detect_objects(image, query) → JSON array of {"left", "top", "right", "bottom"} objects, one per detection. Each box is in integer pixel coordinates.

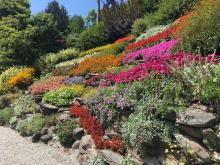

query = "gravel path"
[{"left": 0, "top": 126, "right": 79, "bottom": 165}]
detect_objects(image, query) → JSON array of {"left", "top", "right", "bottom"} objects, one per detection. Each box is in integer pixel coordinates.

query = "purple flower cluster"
[{"left": 63, "top": 76, "right": 84, "bottom": 85}]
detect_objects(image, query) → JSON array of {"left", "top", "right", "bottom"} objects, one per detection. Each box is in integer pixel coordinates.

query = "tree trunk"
[{"left": 97, "top": 0, "right": 101, "bottom": 22}]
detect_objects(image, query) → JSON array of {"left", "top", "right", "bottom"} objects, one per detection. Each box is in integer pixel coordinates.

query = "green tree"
[
  {"left": 69, "top": 15, "right": 84, "bottom": 34},
  {"left": 28, "top": 12, "right": 62, "bottom": 56},
  {"left": 85, "top": 10, "right": 97, "bottom": 27},
  {"left": 0, "top": 0, "right": 30, "bottom": 19},
  {"left": 45, "top": 0, "right": 69, "bottom": 33}
]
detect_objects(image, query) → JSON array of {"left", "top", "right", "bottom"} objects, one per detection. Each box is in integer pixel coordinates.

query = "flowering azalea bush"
[
  {"left": 28, "top": 76, "right": 67, "bottom": 95},
  {"left": 7, "top": 68, "right": 35, "bottom": 88},
  {"left": 69, "top": 105, "right": 123, "bottom": 152},
  {"left": 71, "top": 55, "right": 123, "bottom": 76},
  {"left": 0, "top": 67, "right": 22, "bottom": 93}
]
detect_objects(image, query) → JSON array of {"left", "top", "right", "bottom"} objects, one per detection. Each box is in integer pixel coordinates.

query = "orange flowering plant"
[
  {"left": 7, "top": 68, "right": 35, "bottom": 88},
  {"left": 70, "top": 54, "right": 124, "bottom": 76}
]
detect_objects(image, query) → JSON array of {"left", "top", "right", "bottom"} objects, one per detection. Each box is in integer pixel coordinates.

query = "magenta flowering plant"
[
  {"left": 108, "top": 50, "right": 220, "bottom": 83},
  {"left": 123, "top": 40, "right": 178, "bottom": 64}
]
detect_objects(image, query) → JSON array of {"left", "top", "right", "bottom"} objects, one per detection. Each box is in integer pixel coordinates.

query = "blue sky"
[{"left": 30, "top": 0, "right": 97, "bottom": 17}]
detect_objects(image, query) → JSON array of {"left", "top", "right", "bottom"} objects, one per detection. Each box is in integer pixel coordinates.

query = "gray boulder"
[
  {"left": 40, "top": 133, "right": 53, "bottom": 143},
  {"left": 100, "top": 150, "right": 124, "bottom": 165},
  {"left": 175, "top": 133, "right": 211, "bottom": 164},
  {"left": 176, "top": 124, "right": 203, "bottom": 139},
  {"left": 79, "top": 135, "right": 94, "bottom": 154},
  {"left": 39, "top": 103, "right": 58, "bottom": 115},
  {"left": 176, "top": 108, "right": 218, "bottom": 128}
]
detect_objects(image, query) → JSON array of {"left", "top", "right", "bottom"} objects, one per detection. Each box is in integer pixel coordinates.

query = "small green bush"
[
  {"left": 131, "top": 18, "right": 148, "bottom": 36},
  {"left": 76, "top": 23, "right": 107, "bottom": 51},
  {"left": 16, "top": 113, "right": 46, "bottom": 136},
  {"left": 120, "top": 154, "right": 136, "bottom": 165},
  {"left": 42, "top": 85, "right": 84, "bottom": 107},
  {"left": 38, "top": 48, "right": 79, "bottom": 73},
  {"left": 87, "top": 155, "right": 107, "bottom": 165},
  {"left": 0, "top": 107, "right": 15, "bottom": 126},
  {"left": 0, "top": 67, "right": 21, "bottom": 94},
  {"left": 13, "top": 95, "right": 35, "bottom": 117},
  {"left": 56, "top": 120, "right": 76, "bottom": 147}
]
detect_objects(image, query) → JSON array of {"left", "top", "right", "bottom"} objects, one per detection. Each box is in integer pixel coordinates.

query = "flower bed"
[
  {"left": 28, "top": 76, "right": 67, "bottom": 94},
  {"left": 108, "top": 52, "right": 219, "bottom": 83},
  {"left": 69, "top": 105, "right": 123, "bottom": 152}
]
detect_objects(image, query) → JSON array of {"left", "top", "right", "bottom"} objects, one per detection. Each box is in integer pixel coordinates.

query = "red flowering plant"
[
  {"left": 113, "top": 35, "right": 135, "bottom": 44},
  {"left": 69, "top": 105, "right": 124, "bottom": 152},
  {"left": 28, "top": 76, "right": 67, "bottom": 95}
]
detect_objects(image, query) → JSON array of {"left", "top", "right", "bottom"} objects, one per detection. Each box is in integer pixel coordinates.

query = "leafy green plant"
[
  {"left": 13, "top": 95, "right": 35, "bottom": 117},
  {"left": 16, "top": 113, "right": 46, "bottom": 136},
  {"left": 42, "top": 85, "right": 84, "bottom": 107},
  {"left": 122, "top": 112, "right": 172, "bottom": 154},
  {"left": 0, "top": 107, "right": 15, "bottom": 126},
  {"left": 56, "top": 120, "right": 76, "bottom": 147},
  {"left": 174, "top": 63, "right": 220, "bottom": 111},
  {"left": 120, "top": 154, "right": 136, "bottom": 165},
  {"left": 131, "top": 18, "right": 149, "bottom": 36},
  {"left": 87, "top": 155, "right": 107, "bottom": 165}
]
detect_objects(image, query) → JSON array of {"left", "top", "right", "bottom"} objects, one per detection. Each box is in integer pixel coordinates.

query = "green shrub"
[
  {"left": 0, "top": 107, "right": 15, "bottom": 126},
  {"left": 76, "top": 23, "right": 107, "bottom": 51},
  {"left": 120, "top": 154, "right": 136, "bottom": 165},
  {"left": 38, "top": 48, "right": 79, "bottom": 73},
  {"left": 122, "top": 112, "right": 172, "bottom": 154},
  {"left": 13, "top": 95, "right": 35, "bottom": 117},
  {"left": 56, "top": 120, "right": 76, "bottom": 147},
  {"left": 0, "top": 92, "right": 21, "bottom": 109},
  {"left": 16, "top": 113, "right": 46, "bottom": 136},
  {"left": 45, "top": 113, "right": 61, "bottom": 127},
  {"left": 175, "top": 63, "right": 220, "bottom": 110},
  {"left": 87, "top": 155, "right": 107, "bottom": 165},
  {"left": 0, "top": 67, "right": 22, "bottom": 94},
  {"left": 177, "top": 0, "right": 220, "bottom": 55},
  {"left": 131, "top": 18, "right": 149, "bottom": 36},
  {"left": 42, "top": 85, "right": 84, "bottom": 107}
]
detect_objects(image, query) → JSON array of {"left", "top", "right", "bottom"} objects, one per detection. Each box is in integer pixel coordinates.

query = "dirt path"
[{"left": 0, "top": 126, "right": 79, "bottom": 165}]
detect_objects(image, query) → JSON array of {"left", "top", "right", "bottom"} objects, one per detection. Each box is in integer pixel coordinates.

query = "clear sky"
[{"left": 29, "top": 0, "right": 97, "bottom": 17}]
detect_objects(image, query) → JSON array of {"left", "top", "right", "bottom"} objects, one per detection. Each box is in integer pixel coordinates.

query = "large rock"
[
  {"left": 72, "top": 140, "right": 80, "bottom": 150},
  {"left": 40, "top": 133, "right": 53, "bottom": 143},
  {"left": 32, "top": 133, "right": 41, "bottom": 143},
  {"left": 175, "top": 133, "right": 211, "bottom": 163},
  {"left": 73, "top": 128, "right": 85, "bottom": 141},
  {"left": 79, "top": 135, "right": 94, "bottom": 154},
  {"left": 100, "top": 150, "right": 124, "bottom": 165},
  {"left": 176, "top": 124, "right": 203, "bottom": 139},
  {"left": 176, "top": 105, "right": 218, "bottom": 128},
  {"left": 39, "top": 103, "right": 58, "bottom": 115},
  {"left": 213, "top": 152, "right": 220, "bottom": 163},
  {"left": 33, "top": 95, "right": 43, "bottom": 104}
]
